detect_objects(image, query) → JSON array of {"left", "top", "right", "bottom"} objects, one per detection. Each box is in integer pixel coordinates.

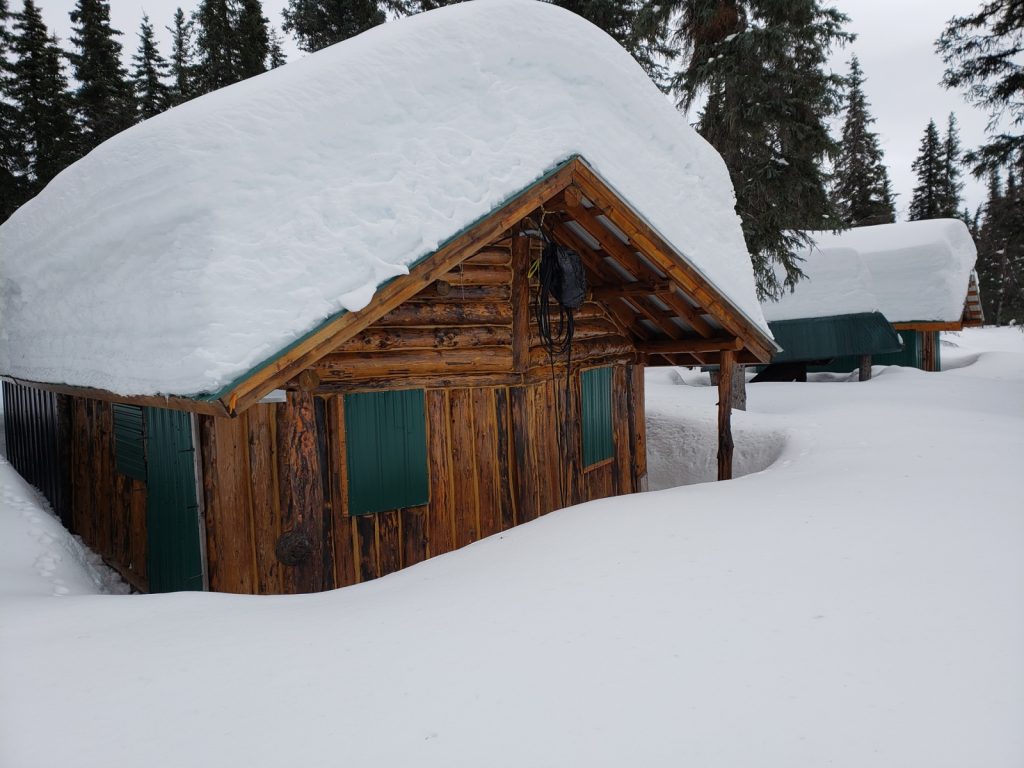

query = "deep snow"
[
  {"left": 1, "top": 327, "right": 1022, "bottom": 767},
  {"left": 0, "top": 0, "right": 766, "bottom": 397}
]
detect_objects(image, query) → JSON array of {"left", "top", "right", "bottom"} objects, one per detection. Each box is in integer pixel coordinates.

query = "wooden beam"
[
  {"left": 590, "top": 280, "right": 671, "bottom": 298},
  {"left": 717, "top": 350, "right": 735, "bottom": 482},
  {"left": 0, "top": 376, "right": 229, "bottom": 417},
  {"left": 892, "top": 321, "right": 962, "bottom": 332},
  {"left": 568, "top": 159, "right": 776, "bottom": 364},
  {"left": 511, "top": 224, "right": 531, "bottom": 372},
  {"left": 639, "top": 337, "right": 743, "bottom": 355},
  {"left": 221, "top": 161, "right": 579, "bottom": 415},
  {"left": 859, "top": 355, "right": 872, "bottom": 382}
]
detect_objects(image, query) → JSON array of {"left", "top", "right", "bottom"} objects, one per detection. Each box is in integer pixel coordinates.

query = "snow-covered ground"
[{"left": 1, "top": 327, "right": 1022, "bottom": 767}]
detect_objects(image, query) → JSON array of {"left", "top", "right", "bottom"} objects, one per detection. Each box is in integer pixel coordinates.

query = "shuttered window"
[
  {"left": 344, "top": 389, "right": 428, "bottom": 515},
  {"left": 581, "top": 366, "right": 614, "bottom": 467},
  {"left": 112, "top": 403, "right": 147, "bottom": 482}
]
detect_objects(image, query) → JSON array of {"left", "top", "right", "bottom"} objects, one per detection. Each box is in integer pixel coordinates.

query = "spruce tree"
[
  {"left": 908, "top": 120, "right": 945, "bottom": 221},
  {"left": 235, "top": 0, "right": 270, "bottom": 80},
  {"left": 131, "top": 15, "right": 171, "bottom": 120},
  {"left": 167, "top": 8, "right": 196, "bottom": 105},
  {"left": 68, "top": 0, "right": 136, "bottom": 150},
  {"left": 663, "top": 0, "right": 852, "bottom": 298},
  {"left": 193, "top": 0, "right": 236, "bottom": 94},
  {"left": 282, "top": 0, "right": 387, "bottom": 53},
  {"left": 976, "top": 168, "right": 1024, "bottom": 324},
  {"left": 938, "top": 1, "right": 1024, "bottom": 174},
  {"left": 938, "top": 112, "right": 963, "bottom": 216},
  {"left": 9, "top": 0, "right": 80, "bottom": 192},
  {"left": 268, "top": 26, "right": 287, "bottom": 69},
  {"left": 831, "top": 55, "right": 895, "bottom": 227},
  {"left": 0, "top": 0, "right": 27, "bottom": 220}
]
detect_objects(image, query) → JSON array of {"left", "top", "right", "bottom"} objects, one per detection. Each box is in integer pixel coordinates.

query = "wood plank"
[
  {"left": 627, "top": 363, "right": 647, "bottom": 485},
  {"left": 355, "top": 513, "right": 378, "bottom": 583},
  {"left": 493, "top": 387, "right": 516, "bottom": 531},
  {"left": 448, "top": 388, "right": 480, "bottom": 547},
  {"left": 892, "top": 321, "right": 962, "bottom": 332},
  {"left": 511, "top": 225, "right": 531, "bottom": 372},
  {"left": 225, "top": 161, "right": 578, "bottom": 414},
  {"left": 718, "top": 350, "right": 735, "bottom": 482},
  {"left": 639, "top": 337, "right": 743, "bottom": 355},
  {"left": 401, "top": 504, "right": 428, "bottom": 568},
  {"left": 328, "top": 396, "right": 358, "bottom": 588},
  {"left": 509, "top": 386, "right": 538, "bottom": 524},
  {"left": 377, "top": 509, "right": 402, "bottom": 577},
  {"left": 425, "top": 389, "right": 456, "bottom": 557},
  {"left": 590, "top": 280, "right": 671, "bottom": 298},
  {"left": 612, "top": 365, "right": 631, "bottom": 496},
  {"left": 472, "top": 388, "right": 502, "bottom": 538},
  {"left": 0, "top": 376, "right": 228, "bottom": 417},
  {"left": 247, "top": 404, "right": 283, "bottom": 594}
]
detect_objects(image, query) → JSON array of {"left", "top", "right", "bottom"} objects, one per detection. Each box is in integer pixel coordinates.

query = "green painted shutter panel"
[
  {"left": 144, "top": 407, "right": 204, "bottom": 593},
  {"left": 582, "top": 367, "right": 614, "bottom": 466},
  {"left": 344, "top": 389, "right": 428, "bottom": 516},
  {"left": 112, "top": 403, "right": 147, "bottom": 481}
]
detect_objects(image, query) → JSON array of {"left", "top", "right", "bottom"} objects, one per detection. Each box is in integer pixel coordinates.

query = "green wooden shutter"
[
  {"left": 582, "top": 367, "right": 614, "bottom": 466},
  {"left": 112, "top": 403, "right": 147, "bottom": 481},
  {"left": 344, "top": 389, "right": 428, "bottom": 515}
]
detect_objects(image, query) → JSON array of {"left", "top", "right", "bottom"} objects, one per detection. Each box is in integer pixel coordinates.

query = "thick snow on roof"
[
  {"left": 810, "top": 219, "right": 977, "bottom": 324},
  {"left": 761, "top": 245, "right": 879, "bottom": 322},
  {"left": 0, "top": 0, "right": 766, "bottom": 397}
]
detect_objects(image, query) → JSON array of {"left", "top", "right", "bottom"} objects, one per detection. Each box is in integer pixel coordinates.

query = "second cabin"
[{"left": 0, "top": 2, "right": 777, "bottom": 595}]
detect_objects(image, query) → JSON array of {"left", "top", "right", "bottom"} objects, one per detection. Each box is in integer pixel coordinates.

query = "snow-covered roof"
[
  {"left": 761, "top": 245, "right": 880, "bottom": 322},
  {"left": 0, "top": 0, "right": 767, "bottom": 398},
  {"left": 809, "top": 219, "right": 977, "bottom": 325}
]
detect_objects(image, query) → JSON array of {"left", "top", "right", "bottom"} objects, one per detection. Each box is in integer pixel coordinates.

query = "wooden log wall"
[{"left": 67, "top": 396, "right": 148, "bottom": 590}]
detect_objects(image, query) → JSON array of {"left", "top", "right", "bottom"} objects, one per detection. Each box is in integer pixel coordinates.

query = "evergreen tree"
[
  {"left": 131, "top": 15, "right": 171, "bottom": 120},
  {"left": 938, "top": 112, "right": 963, "bottom": 216},
  {"left": 938, "top": 1, "right": 1024, "bottom": 174},
  {"left": 235, "top": 0, "right": 270, "bottom": 80},
  {"left": 268, "top": 26, "right": 287, "bottom": 69},
  {"left": 831, "top": 55, "right": 895, "bottom": 227},
  {"left": 68, "top": 0, "right": 136, "bottom": 150},
  {"left": 9, "top": 0, "right": 80, "bottom": 192},
  {"left": 908, "top": 119, "right": 945, "bottom": 221},
  {"left": 975, "top": 168, "right": 1024, "bottom": 324},
  {"left": 193, "top": 0, "right": 236, "bottom": 93},
  {"left": 167, "top": 8, "right": 196, "bottom": 105},
  {"left": 659, "top": 0, "right": 852, "bottom": 298},
  {"left": 282, "top": 0, "right": 387, "bottom": 53},
  {"left": 0, "top": 0, "right": 28, "bottom": 220}
]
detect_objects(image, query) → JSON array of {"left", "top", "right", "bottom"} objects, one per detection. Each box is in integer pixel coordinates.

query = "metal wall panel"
[
  {"left": 2, "top": 381, "right": 69, "bottom": 522},
  {"left": 581, "top": 366, "right": 613, "bottom": 466}
]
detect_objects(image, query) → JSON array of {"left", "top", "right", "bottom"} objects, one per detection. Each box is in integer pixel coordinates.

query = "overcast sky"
[{"left": 36, "top": 0, "right": 989, "bottom": 217}]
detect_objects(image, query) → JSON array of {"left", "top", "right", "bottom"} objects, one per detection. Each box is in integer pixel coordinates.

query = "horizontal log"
[
  {"left": 1, "top": 376, "right": 228, "bottom": 417},
  {"left": 529, "top": 336, "right": 635, "bottom": 367},
  {"left": 464, "top": 247, "right": 511, "bottom": 266},
  {"left": 375, "top": 301, "right": 513, "bottom": 326},
  {"left": 315, "top": 372, "right": 524, "bottom": 392},
  {"left": 410, "top": 283, "right": 512, "bottom": 302},
  {"left": 334, "top": 325, "right": 512, "bottom": 353},
  {"left": 523, "top": 354, "right": 637, "bottom": 383},
  {"left": 439, "top": 264, "right": 512, "bottom": 286},
  {"left": 638, "top": 336, "right": 743, "bottom": 354},
  {"left": 892, "top": 321, "right": 962, "bottom": 332},
  {"left": 316, "top": 348, "right": 513, "bottom": 382}
]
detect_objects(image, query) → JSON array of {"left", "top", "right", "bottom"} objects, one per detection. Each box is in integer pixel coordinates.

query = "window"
[
  {"left": 581, "top": 367, "right": 614, "bottom": 466},
  {"left": 344, "top": 389, "right": 429, "bottom": 515},
  {"left": 112, "top": 403, "right": 146, "bottom": 482}
]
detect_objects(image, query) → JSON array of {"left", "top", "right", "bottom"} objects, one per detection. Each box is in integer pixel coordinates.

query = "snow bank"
[
  {"left": 762, "top": 245, "right": 879, "bottom": 322},
  {"left": 810, "top": 219, "right": 976, "bottom": 324},
  {"left": 0, "top": 0, "right": 765, "bottom": 397}
]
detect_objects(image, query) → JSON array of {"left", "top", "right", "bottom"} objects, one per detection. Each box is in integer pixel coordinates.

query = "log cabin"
[{"left": 0, "top": 0, "right": 776, "bottom": 593}]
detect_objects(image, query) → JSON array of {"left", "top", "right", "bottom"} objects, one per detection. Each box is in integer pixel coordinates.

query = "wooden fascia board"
[
  {"left": 216, "top": 159, "right": 579, "bottom": 415},
  {"left": 0, "top": 376, "right": 230, "bottom": 417},
  {"left": 892, "top": 321, "right": 963, "bottom": 332},
  {"left": 566, "top": 158, "right": 778, "bottom": 364}
]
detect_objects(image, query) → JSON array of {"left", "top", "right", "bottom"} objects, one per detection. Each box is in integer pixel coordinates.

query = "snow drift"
[{"left": 0, "top": 0, "right": 765, "bottom": 397}]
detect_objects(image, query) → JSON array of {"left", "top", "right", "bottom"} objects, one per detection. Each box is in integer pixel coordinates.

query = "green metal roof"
[{"left": 769, "top": 312, "right": 903, "bottom": 364}]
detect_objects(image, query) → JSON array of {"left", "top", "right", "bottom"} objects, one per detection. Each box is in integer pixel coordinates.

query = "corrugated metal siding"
[
  {"left": 112, "top": 404, "right": 147, "bottom": 481},
  {"left": 2, "top": 381, "right": 70, "bottom": 523},
  {"left": 581, "top": 366, "right": 613, "bottom": 466},
  {"left": 769, "top": 312, "right": 902, "bottom": 363},
  {"left": 344, "top": 389, "right": 429, "bottom": 516},
  {"left": 144, "top": 407, "right": 203, "bottom": 592},
  {"left": 814, "top": 330, "right": 924, "bottom": 373}
]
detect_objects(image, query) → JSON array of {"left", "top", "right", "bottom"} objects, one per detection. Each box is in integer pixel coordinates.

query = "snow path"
[{"left": 1, "top": 328, "right": 1022, "bottom": 767}]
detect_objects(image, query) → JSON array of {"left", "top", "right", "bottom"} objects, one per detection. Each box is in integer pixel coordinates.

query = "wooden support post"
[
  {"left": 730, "top": 362, "right": 746, "bottom": 411},
  {"left": 511, "top": 224, "right": 531, "bottom": 373},
  {"left": 859, "top": 355, "right": 872, "bottom": 382},
  {"left": 921, "top": 331, "right": 939, "bottom": 372},
  {"left": 717, "top": 350, "right": 735, "bottom": 481}
]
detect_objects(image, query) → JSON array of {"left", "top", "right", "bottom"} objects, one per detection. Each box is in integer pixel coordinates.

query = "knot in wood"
[{"left": 275, "top": 530, "right": 312, "bottom": 566}]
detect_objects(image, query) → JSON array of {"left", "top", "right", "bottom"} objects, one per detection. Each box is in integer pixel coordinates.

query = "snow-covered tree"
[
  {"left": 131, "top": 15, "right": 172, "bottom": 120},
  {"left": 938, "top": 1, "right": 1024, "bottom": 174},
  {"left": 831, "top": 55, "right": 895, "bottom": 227},
  {"left": 656, "top": 0, "right": 851, "bottom": 298},
  {"left": 908, "top": 119, "right": 945, "bottom": 221},
  {"left": 8, "top": 0, "right": 80, "bottom": 192},
  {"left": 68, "top": 0, "right": 136, "bottom": 150}
]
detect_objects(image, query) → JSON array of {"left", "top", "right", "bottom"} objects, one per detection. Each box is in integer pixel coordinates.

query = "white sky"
[{"left": 35, "top": 0, "right": 989, "bottom": 216}]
